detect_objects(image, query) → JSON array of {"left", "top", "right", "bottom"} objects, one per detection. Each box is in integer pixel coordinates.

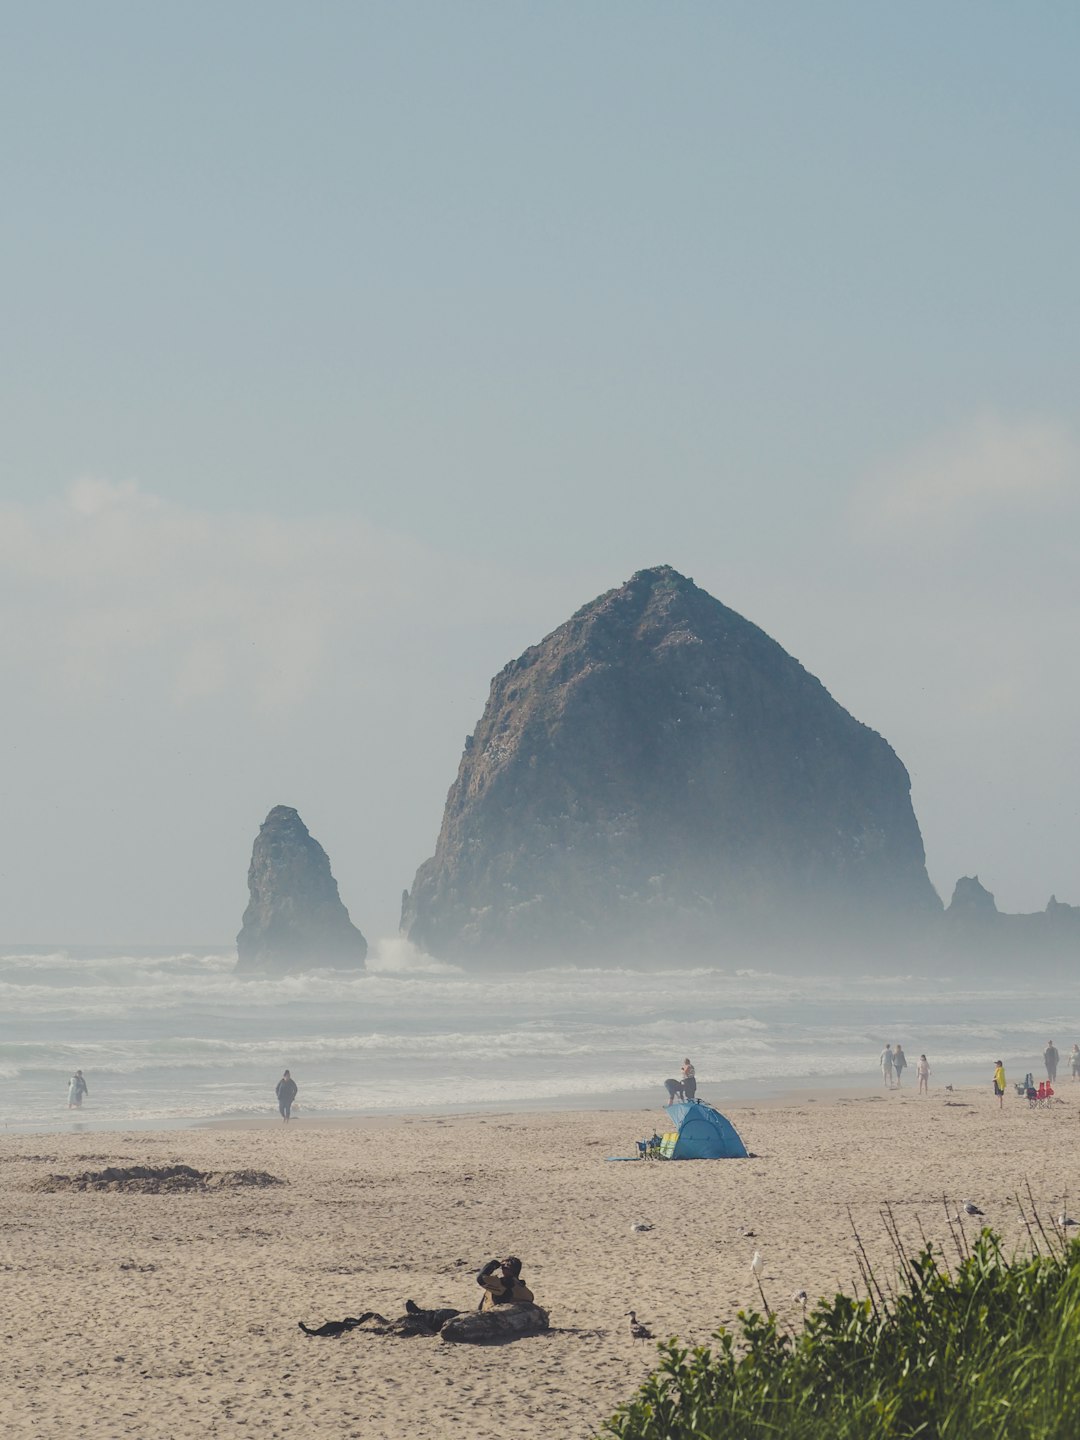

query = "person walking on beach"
[
  {"left": 916, "top": 1054, "right": 930, "bottom": 1095},
  {"left": 67, "top": 1070, "right": 88, "bottom": 1109},
  {"left": 680, "top": 1058, "right": 697, "bottom": 1102},
  {"left": 993, "top": 1060, "right": 1007, "bottom": 1110},
  {"left": 1070, "top": 1044, "right": 1080, "bottom": 1081},
  {"left": 880, "top": 1044, "right": 894, "bottom": 1088},
  {"left": 892, "top": 1044, "right": 907, "bottom": 1088},
  {"left": 276, "top": 1069, "right": 298, "bottom": 1122},
  {"left": 1044, "top": 1041, "right": 1059, "bottom": 1084}
]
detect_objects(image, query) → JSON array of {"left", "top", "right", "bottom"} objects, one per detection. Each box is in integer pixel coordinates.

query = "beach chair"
[{"left": 636, "top": 1140, "right": 649, "bottom": 1160}]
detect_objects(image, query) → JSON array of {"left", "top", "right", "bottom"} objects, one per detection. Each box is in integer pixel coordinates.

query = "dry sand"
[{"left": 3, "top": 1084, "right": 1079, "bottom": 1439}]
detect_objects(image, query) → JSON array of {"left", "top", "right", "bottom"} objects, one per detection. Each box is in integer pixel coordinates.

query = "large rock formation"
[
  {"left": 401, "top": 565, "right": 941, "bottom": 965},
  {"left": 236, "top": 806, "right": 367, "bottom": 974}
]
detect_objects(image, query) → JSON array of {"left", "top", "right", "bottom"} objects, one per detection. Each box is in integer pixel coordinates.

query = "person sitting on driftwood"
[
  {"left": 299, "top": 1255, "right": 548, "bottom": 1344},
  {"left": 476, "top": 1256, "right": 534, "bottom": 1309}
]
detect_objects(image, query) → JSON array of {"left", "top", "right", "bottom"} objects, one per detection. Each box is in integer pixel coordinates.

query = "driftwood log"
[{"left": 440, "top": 1302, "right": 550, "bottom": 1345}]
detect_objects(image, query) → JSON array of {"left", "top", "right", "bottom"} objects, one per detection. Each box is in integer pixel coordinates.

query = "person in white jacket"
[
  {"left": 67, "top": 1070, "right": 88, "bottom": 1109},
  {"left": 879, "top": 1045, "right": 894, "bottom": 1088}
]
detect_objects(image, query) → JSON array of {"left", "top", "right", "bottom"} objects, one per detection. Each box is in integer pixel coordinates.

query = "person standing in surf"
[
  {"left": 879, "top": 1044, "right": 894, "bottom": 1089},
  {"left": 67, "top": 1070, "right": 88, "bottom": 1109},
  {"left": 276, "top": 1069, "right": 298, "bottom": 1122}
]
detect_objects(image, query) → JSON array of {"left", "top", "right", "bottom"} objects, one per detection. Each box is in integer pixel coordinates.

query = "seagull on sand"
[
  {"left": 1057, "top": 1214, "right": 1078, "bottom": 1230},
  {"left": 961, "top": 1199, "right": 985, "bottom": 1217},
  {"left": 626, "top": 1311, "right": 654, "bottom": 1343},
  {"left": 630, "top": 1221, "right": 654, "bottom": 1233},
  {"left": 750, "top": 1251, "right": 763, "bottom": 1276},
  {"left": 792, "top": 1289, "right": 807, "bottom": 1304}
]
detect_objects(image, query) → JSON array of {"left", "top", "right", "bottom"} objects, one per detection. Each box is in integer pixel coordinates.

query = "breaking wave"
[{"left": 1, "top": 941, "right": 1077, "bottom": 1132}]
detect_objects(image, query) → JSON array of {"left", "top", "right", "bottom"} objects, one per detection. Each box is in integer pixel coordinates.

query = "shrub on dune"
[{"left": 601, "top": 1227, "right": 1080, "bottom": 1440}]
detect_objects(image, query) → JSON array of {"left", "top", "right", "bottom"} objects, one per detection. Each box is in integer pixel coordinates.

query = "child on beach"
[
  {"left": 993, "top": 1060, "right": 1006, "bottom": 1110},
  {"left": 916, "top": 1054, "right": 930, "bottom": 1094}
]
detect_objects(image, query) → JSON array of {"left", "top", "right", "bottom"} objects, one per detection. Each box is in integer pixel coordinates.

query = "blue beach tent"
[{"left": 660, "top": 1101, "right": 748, "bottom": 1160}]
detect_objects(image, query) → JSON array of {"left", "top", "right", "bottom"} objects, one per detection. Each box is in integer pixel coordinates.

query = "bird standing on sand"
[
  {"left": 630, "top": 1221, "right": 654, "bottom": 1233},
  {"left": 961, "top": 1199, "right": 985, "bottom": 1217},
  {"left": 750, "top": 1251, "right": 763, "bottom": 1276},
  {"left": 1057, "top": 1214, "right": 1078, "bottom": 1230},
  {"left": 626, "top": 1311, "right": 654, "bottom": 1343}
]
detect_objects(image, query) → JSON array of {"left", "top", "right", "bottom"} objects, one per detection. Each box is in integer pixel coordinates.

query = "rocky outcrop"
[
  {"left": 946, "top": 875, "right": 999, "bottom": 921},
  {"left": 943, "top": 876, "right": 1080, "bottom": 965},
  {"left": 236, "top": 806, "right": 367, "bottom": 973},
  {"left": 401, "top": 566, "right": 941, "bottom": 965}
]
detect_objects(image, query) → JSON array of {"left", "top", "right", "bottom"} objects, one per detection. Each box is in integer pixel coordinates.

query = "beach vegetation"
[{"left": 601, "top": 1208, "right": 1080, "bottom": 1439}]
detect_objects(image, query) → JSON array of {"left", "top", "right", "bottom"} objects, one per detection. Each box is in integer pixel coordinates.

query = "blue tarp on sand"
[{"left": 661, "top": 1101, "right": 748, "bottom": 1159}]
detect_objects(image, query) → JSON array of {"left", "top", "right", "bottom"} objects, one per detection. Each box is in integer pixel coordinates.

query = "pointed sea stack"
[
  {"left": 236, "top": 806, "right": 367, "bottom": 974},
  {"left": 401, "top": 566, "right": 941, "bottom": 965}
]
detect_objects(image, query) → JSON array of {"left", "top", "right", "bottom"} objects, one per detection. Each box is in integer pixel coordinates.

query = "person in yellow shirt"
[{"left": 993, "top": 1060, "right": 1006, "bottom": 1110}]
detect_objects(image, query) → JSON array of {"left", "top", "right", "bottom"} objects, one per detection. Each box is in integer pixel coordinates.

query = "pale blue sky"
[{"left": 2, "top": 4, "right": 1078, "bottom": 945}]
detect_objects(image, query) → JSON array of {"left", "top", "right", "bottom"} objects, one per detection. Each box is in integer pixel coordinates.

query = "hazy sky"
[{"left": 2, "top": 3, "right": 1078, "bottom": 945}]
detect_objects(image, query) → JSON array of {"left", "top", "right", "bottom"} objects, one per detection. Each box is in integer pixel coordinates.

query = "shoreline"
[{"left": 5, "top": 1063, "right": 1059, "bottom": 1137}]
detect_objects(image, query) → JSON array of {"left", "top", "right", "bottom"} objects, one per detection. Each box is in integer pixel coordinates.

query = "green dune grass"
[{"left": 601, "top": 1209, "right": 1080, "bottom": 1440}]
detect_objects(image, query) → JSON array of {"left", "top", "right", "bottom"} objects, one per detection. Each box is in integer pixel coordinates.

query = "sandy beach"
[{"left": 3, "top": 1083, "right": 1079, "bottom": 1439}]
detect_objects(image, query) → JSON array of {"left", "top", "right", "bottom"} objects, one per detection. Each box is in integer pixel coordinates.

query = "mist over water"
[{"left": 2, "top": 945, "right": 1077, "bottom": 1132}]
